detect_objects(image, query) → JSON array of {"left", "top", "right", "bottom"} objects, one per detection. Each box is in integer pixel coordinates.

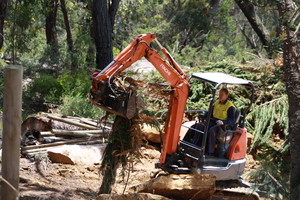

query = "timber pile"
[{"left": 20, "top": 113, "right": 112, "bottom": 156}]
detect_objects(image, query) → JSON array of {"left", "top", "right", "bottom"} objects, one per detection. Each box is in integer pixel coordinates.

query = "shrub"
[
  {"left": 58, "top": 94, "right": 104, "bottom": 119},
  {"left": 23, "top": 74, "right": 63, "bottom": 116}
]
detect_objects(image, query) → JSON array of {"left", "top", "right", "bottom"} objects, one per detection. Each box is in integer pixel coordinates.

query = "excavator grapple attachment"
[{"left": 89, "top": 80, "right": 138, "bottom": 119}]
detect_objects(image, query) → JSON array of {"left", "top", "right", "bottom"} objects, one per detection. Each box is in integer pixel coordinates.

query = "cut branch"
[{"left": 51, "top": 129, "right": 110, "bottom": 137}]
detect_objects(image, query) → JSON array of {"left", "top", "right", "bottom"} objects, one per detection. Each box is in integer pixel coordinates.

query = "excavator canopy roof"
[{"left": 190, "top": 72, "right": 253, "bottom": 87}]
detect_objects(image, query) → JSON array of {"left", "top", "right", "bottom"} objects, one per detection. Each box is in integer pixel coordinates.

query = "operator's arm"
[{"left": 221, "top": 106, "right": 235, "bottom": 126}]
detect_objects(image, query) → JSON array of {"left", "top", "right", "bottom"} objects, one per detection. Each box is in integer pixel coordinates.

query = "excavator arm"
[{"left": 90, "top": 33, "right": 190, "bottom": 165}]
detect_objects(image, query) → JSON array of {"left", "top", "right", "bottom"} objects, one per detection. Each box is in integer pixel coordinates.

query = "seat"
[{"left": 216, "top": 109, "right": 241, "bottom": 158}]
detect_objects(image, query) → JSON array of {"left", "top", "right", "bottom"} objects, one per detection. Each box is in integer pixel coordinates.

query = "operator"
[{"left": 206, "top": 87, "right": 235, "bottom": 156}]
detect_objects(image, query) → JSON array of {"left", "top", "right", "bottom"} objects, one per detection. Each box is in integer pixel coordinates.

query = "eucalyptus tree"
[
  {"left": 277, "top": 1, "right": 300, "bottom": 199},
  {"left": 235, "top": 0, "right": 300, "bottom": 198},
  {"left": 60, "top": 0, "right": 73, "bottom": 53},
  {"left": 92, "top": 0, "right": 121, "bottom": 69},
  {"left": 45, "top": 0, "right": 59, "bottom": 56},
  {"left": 3, "top": 0, "right": 43, "bottom": 64}
]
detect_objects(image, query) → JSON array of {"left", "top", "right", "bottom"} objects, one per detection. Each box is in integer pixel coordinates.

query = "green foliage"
[
  {"left": 247, "top": 96, "right": 288, "bottom": 151},
  {"left": 245, "top": 96, "right": 290, "bottom": 197},
  {"left": 58, "top": 94, "right": 104, "bottom": 119},
  {"left": 5, "top": 0, "right": 43, "bottom": 61},
  {"left": 186, "top": 78, "right": 213, "bottom": 111},
  {"left": 57, "top": 69, "right": 91, "bottom": 96},
  {"left": 22, "top": 69, "right": 102, "bottom": 119},
  {"left": 142, "top": 70, "right": 165, "bottom": 83},
  {"left": 249, "top": 159, "right": 290, "bottom": 199},
  {"left": 23, "top": 74, "right": 63, "bottom": 115}
]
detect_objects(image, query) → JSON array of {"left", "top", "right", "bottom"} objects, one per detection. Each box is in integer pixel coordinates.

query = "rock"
[
  {"left": 97, "top": 193, "right": 172, "bottom": 200},
  {"left": 130, "top": 174, "right": 216, "bottom": 200},
  {"left": 140, "top": 123, "right": 161, "bottom": 143},
  {"left": 47, "top": 144, "right": 107, "bottom": 165},
  {"left": 48, "top": 151, "right": 75, "bottom": 165}
]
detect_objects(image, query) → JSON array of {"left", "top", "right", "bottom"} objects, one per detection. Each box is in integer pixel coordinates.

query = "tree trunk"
[
  {"left": 277, "top": 1, "right": 300, "bottom": 199},
  {"left": 108, "top": 0, "right": 121, "bottom": 30},
  {"left": 0, "top": 0, "right": 7, "bottom": 49},
  {"left": 92, "top": 0, "right": 120, "bottom": 69},
  {"left": 60, "top": 0, "right": 74, "bottom": 52},
  {"left": 234, "top": 0, "right": 271, "bottom": 57},
  {"left": 99, "top": 116, "right": 131, "bottom": 194},
  {"left": 85, "top": 1, "right": 95, "bottom": 67},
  {"left": 60, "top": 0, "right": 77, "bottom": 69},
  {"left": 45, "top": 0, "right": 59, "bottom": 55}
]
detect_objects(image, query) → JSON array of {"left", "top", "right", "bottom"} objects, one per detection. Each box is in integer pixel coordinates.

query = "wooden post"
[{"left": 1, "top": 65, "right": 22, "bottom": 200}]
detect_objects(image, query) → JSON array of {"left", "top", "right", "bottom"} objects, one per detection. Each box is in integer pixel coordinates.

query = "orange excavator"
[{"left": 90, "top": 33, "right": 258, "bottom": 199}]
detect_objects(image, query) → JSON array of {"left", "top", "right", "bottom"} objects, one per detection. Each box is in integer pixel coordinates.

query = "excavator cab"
[{"left": 162, "top": 72, "right": 254, "bottom": 181}]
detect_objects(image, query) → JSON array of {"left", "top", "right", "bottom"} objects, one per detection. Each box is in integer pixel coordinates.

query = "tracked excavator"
[{"left": 90, "top": 33, "right": 259, "bottom": 199}]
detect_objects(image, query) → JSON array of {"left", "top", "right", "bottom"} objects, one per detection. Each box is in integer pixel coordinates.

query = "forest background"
[{"left": 0, "top": 0, "right": 299, "bottom": 199}]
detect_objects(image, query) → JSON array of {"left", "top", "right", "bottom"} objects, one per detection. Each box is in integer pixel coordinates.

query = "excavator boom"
[{"left": 90, "top": 33, "right": 190, "bottom": 165}]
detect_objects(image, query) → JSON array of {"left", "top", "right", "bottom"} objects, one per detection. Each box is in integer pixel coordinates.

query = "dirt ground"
[
  {"left": 18, "top": 145, "right": 161, "bottom": 200},
  {"left": 17, "top": 144, "right": 260, "bottom": 200}
]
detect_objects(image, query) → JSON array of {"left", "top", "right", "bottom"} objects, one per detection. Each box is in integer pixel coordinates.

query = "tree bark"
[
  {"left": 108, "top": 0, "right": 121, "bottom": 30},
  {"left": 234, "top": 0, "right": 271, "bottom": 57},
  {"left": 45, "top": 0, "right": 59, "bottom": 55},
  {"left": 0, "top": 0, "right": 7, "bottom": 49},
  {"left": 92, "top": 0, "right": 120, "bottom": 69},
  {"left": 277, "top": 1, "right": 300, "bottom": 199},
  {"left": 60, "top": 0, "right": 73, "bottom": 52},
  {"left": 85, "top": 1, "right": 95, "bottom": 67},
  {"left": 60, "top": 0, "right": 77, "bottom": 69}
]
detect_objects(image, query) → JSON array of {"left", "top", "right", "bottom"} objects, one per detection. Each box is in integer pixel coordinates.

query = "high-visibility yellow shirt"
[{"left": 213, "top": 100, "right": 235, "bottom": 120}]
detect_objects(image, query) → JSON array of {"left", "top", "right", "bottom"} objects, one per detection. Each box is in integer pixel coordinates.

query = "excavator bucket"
[{"left": 89, "top": 80, "right": 139, "bottom": 119}]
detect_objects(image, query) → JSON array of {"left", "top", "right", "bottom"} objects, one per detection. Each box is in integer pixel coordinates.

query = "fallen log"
[
  {"left": 21, "top": 139, "right": 104, "bottom": 155},
  {"left": 79, "top": 118, "right": 98, "bottom": 127},
  {"left": 47, "top": 114, "right": 99, "bottom": 130},
  {"left": 21, "top": 116, "right": 86, "bottom": 146},
  {"left": 40, "top": 131, "right": 55, "bottom": 137},
  {"left": 21, "top": 138, "right": 90, "bottom": 151},
  {"left": 130, "top": 174, "right": 216, "bottom": 200},
  {"left": 51, "top": 129, "right": 110, "bottom": 137}
]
